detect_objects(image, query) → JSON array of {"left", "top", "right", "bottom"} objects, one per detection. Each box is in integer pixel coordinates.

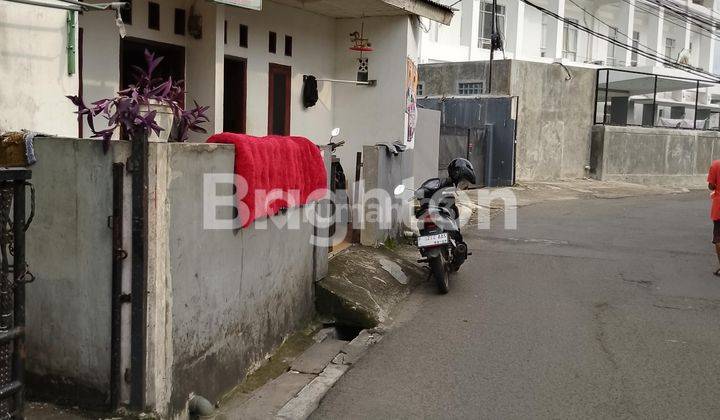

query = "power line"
[
  {"left": 521, "top": 0, "right": 720, "bottom": 81},
  {"left": 648, "top": 0, "right": 720, "bottom": 32},
  {"left": 566, "top": 0, "right": 679, "bottom": 64},
  {"left": 620, "top": 0, "right": 720, "bottom": 43}
]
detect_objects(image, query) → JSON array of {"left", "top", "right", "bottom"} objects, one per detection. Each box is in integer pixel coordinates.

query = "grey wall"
[
  {"left": 412, "top": 108, "right": 441, "bottom": 187},
  {"left": 419, "top": 59, "right": 597, "bottom": 181},
  {"left": 509, "top": 60, "right": 596, "bottom": 180},
  {"left": 419, "top": 60, "right": 512, "bottom": 96},
  {"left": 25, "top": 138, "right": 131, "bottom": 406},
  {"left": 22, "top": 139, "right": 327, "bottom": 416},
  {"left": 360, "top": 145, "right": 412, "bottom": 247},
  {"left": 591, "top": 125, "right": 720, "bottom": 187},
  {"left": 154, "top": 144, "right": 321, "bottom": 416}
]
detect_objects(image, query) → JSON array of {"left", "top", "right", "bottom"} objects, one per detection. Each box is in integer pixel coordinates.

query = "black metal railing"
[
  {"left": 594, "top": 67, "right": 720, "bottom": 131},
  {"left": 0, "top": 168, "right": 33, "bottom": 419}
]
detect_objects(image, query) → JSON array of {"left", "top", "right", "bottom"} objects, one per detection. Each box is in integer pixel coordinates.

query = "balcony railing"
[{"left": 594, "top": 68, "right": 720, "bottom": 131}]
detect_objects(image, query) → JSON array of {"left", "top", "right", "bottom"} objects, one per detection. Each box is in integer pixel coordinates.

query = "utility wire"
[
  {"left": 617, "top": 0, "right": 720, "bottom": 43},
  {"left": 648, "top": 0, "right": 720, "bottom": 31},
  {"left": 521, "top": 0, "right": 720, "bottom": 81},
  {"left": 567, "top": 0, "right": 677, "bottom": 63}
]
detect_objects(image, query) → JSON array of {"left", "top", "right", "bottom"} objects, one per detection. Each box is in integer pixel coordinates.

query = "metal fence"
[
  {"left": 594, "top": 68, "right": 720, "bottom": 131},
  {"left": 0, "top": 168, "right": 33, "bottom": 419}
]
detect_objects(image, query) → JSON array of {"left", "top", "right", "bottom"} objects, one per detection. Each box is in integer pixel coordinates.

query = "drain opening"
[{"left": 322, "top": 323, "right": 363, "bottom": 341}]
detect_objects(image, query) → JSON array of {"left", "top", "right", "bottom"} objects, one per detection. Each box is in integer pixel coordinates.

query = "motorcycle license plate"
[{"left": 418, "top": 233, "right": 449, "bottom": 248}]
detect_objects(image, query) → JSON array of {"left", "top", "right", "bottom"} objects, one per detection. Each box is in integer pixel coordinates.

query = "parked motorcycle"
[{"left": 401, "top": 158, "right": 476, "bottom": 294}]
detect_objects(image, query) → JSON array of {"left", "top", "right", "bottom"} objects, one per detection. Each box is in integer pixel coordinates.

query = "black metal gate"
[
  {"left": 0, "top": 169, "right": 33, "bottom": 419},
  {"left": 418, "top": 96, "right": 517, "bottom": 187}
]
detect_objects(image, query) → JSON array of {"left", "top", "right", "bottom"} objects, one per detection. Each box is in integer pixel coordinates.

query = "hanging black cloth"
[{"left": 303, "top": 75, "right": 319, "bottom": 108}]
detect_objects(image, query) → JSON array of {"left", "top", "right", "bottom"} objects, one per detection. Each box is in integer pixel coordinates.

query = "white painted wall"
[
  {"left": 334, "top": 16, "right": 416, "bottom": 175},
  {"left": 80, "top": 0, "right": 336, "bottom": 144},
  {"left": 419, "top": 0, "right": 720, "bottom": 76},
  {"left": 0, "top": 2, "right": 79, "bottom": 136},
  {"left": 224, "top": 0, "right": 336, "bottom": 141}
]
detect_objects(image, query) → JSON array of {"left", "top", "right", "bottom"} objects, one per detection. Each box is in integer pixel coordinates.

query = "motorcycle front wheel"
[{"left": 429, "top": 254, "right": 449, "bottom": 294}]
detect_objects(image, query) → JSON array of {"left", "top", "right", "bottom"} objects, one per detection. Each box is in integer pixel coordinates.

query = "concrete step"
[
  {"left": 216, "top": 371, "right": 315, "bottom": 420},
  {"left": 290, "top": 338, "right": 348, "bottom": 375}
]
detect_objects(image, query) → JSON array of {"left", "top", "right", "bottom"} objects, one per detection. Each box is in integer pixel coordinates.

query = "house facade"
[{"left": 1, "top": 0, "right": 453, "bottom": 173}]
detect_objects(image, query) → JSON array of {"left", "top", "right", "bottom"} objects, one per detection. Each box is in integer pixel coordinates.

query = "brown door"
[
  {"left": 268, "top": 63, "right": 291, "bottom": 135},
  {"left": 224, "top": 57, "right": 247, "bottom": 133}
]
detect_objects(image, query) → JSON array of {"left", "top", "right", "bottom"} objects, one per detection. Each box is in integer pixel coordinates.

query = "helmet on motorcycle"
[{"left": 447, "top": 158, "right": 476, "bottom": 189}]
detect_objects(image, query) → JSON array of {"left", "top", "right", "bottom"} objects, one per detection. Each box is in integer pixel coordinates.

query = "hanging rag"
[{"left": 303, "top": 75, "right": 319, "bottom": 108}]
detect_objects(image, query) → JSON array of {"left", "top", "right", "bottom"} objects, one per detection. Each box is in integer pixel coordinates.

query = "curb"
[{"left": 274, "top": 329, "right": 383, "bottom": 419}]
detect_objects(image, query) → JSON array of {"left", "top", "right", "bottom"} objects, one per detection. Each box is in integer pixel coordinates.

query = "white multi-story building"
[{"left": 420, "top": 0, "right": 720, "bottom": 74}]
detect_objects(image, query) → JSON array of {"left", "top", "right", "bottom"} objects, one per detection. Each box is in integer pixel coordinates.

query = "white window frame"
[
  {"left": 630, "top": 31, "right": 640, "bottom": 66},
  {"left": 458, "top": 81, "right": 485, "bottom": 96},
  {"left": 478, "top": 1, "right": 506, "bottom": 49},
  {"left": 540, "top": 13, "right": 549, "bottom": 57},
  {"left": 607, "top": 26, "right": 618, "bottom": 66},
  {"left": 665, "top": 37, "right": 676, "bottom": 60},
  {"left": 563, "top": 18, "right": 579, "bottom": 61}
]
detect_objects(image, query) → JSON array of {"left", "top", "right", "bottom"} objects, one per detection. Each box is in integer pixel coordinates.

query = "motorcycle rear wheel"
[{"left": 429, "top": 255, "right": 449, "bottom": 294}]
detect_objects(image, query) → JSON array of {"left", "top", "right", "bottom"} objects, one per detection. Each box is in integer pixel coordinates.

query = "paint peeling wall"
[
  {"left": 147, "top": 143, "right": 323, "bottom": 417},
  {"left": 0, "top": 3, "right": 79, "bottom": 136}
]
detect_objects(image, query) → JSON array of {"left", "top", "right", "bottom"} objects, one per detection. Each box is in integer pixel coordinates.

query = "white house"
[
  {"left": 0, "top": 0, "right": 453, "bottom": 173},
  {"left": 419, "top": 0, "right": 719, "bottom": 75}
]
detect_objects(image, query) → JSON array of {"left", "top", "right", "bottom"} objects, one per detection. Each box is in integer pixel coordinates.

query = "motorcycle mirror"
[
  {"left": 331, "top": 128, "right": 341, "bottom": 137},
  {"left": 393, "top": 184, "right": 406, "bottom": 197}
]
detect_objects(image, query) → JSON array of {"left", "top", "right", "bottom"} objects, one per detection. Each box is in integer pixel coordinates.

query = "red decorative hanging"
[{"left": 349, "top": 20, "right": 373, "bottom": 53}]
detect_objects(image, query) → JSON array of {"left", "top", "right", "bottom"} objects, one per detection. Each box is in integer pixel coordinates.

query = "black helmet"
[{"left": 448, "top": 158, "right": 476, "bottom": 186}]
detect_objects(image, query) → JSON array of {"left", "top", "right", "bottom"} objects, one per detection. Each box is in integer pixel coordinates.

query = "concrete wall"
[
  {"left": 0, "top": 3, "right": 79, "bottom": 136},
  {"left": 419, "top": 59, "right": 596, "bottom": 181},
  {"left": 412, "top": 108, "right": 441, "bottom": 187},
  {"left": 147, "top": 143, "right": 320, "bottom": 417},
  {"left": 590, "top": 125, "right": 720, "bottom": 187},
  {"left": 22, "top": 138, "right": 327, "bottom": 416},
  {"left": 334, "top": 16, "right": 417, "bottom": 176},
  {"left": 509, "top": 60, "right": 597, "bottom": 180},
  {"left": 24, "top": 138, "right": 132, "bottom": 406},
  {"left": 419, "top": 60, "right": 511, "bottom": 96},
  {"left": 360, "top": 145, "right": 413, "bottom": 247}
]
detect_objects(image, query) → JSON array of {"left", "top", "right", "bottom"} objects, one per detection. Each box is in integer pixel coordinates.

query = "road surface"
[{"left": 313, "top": 191, "right": 720, "bottom": 419}]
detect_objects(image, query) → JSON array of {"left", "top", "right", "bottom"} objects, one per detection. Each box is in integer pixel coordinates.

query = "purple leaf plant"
[{"left": 67, "top": 49, "right": 210, "bottom": 151}]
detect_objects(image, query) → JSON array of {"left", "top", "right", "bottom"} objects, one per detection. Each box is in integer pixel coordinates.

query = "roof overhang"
[{"left": 269, "top": 0, "right": 454, "bottom": 25}]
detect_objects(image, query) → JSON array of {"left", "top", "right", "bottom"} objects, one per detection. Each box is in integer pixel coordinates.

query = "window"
[
  {"left": 120, "top": 0, "right": 132, "bottom": 25},
  {"left": 563, "top": 18, "right": 578, "bottom": 61},
  {"left": 540, "top": 13, "right": 548, "bottom": 57},
  {"left": 269, "top": 31, "right": 277, "bottom": 54},
  {"left": 433, "top": 22, "right": 440, "bottom": 42},
  {"left": 417, "top": 83, "right": 424, "bottom": 96},
  {"left": 607, "top": 26, "right": 618, "bottom": 66},
  {"left": 665, "top": 37, "right": 676, "bottom": 59},
  {"left": 224, "top": 21, "right": 228, "bottom": 44},
  {"left": 174, "top": 9, "right": 185, "bottom": 35},
  {"left": 478, "top": 2, "right": 505, "bottom": 49},
  {"left": 458, "top": 82, "right": 484, "bottom": 95},
  {"left": 148, "top": 2, "right": 160, "bottom": 30},
  {"left": 630, "top": 31, "right": 640, "bottom": 66},
  {"left": 285, "top": 35, "right": 293, "bottom": 57},
  {"left": 239, "top": 24, "right": 248, "bottom": 48}
]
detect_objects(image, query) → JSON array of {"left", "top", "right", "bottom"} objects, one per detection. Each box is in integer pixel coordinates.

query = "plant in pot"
[{"left": 67, "top": 49, "right": 209, "bottom": 149}]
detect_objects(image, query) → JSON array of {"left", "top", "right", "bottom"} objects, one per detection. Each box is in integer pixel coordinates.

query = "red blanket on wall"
[{"left": 208, "top": 133, "right": 328, "bottom": 228}]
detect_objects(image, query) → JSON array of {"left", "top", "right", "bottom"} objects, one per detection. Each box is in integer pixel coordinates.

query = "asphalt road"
[{"left": 313, "top": 191, "right": 720, "bottom": 419}]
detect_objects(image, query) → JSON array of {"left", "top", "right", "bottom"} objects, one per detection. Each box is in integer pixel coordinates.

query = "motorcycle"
[{"left": 397, "top": 159, "right": 476, "bottom": 294}]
